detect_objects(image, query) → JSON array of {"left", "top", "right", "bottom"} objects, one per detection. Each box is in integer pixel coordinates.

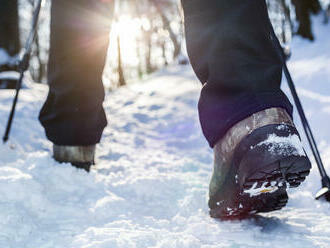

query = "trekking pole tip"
[
  {"left": 2, "top": 133, "right": 9, "bottom": 143},
  {"left": 315, "top": 176, "right": 330, "bottom": 202}
]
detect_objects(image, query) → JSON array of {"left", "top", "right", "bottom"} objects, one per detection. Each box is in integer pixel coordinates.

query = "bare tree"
[
  {"left": 292, "top": 0, "right": 321, "bottom": 40},
  {"left": 152, "top": 0, "right": 181, "bottom": 60},
  {"left": 0, "top": 0, "right": 20, "bottom": 71},
  {"left": 117, "top": 35, "right": 126, "bottom": 87}
]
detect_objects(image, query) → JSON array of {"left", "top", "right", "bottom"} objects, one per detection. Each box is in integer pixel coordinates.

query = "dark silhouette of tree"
[
  {"left": 0, "top": 0, "right": 20, "bottom": 71},
  {"left": 117, "top": 36, "right": 126, "bottom": 87},
  {"left": 152, "top": 0, "right": 181, "bottom": 60},
  {"left": 292, "top": 0, "right": 321, "bottom": 40}
]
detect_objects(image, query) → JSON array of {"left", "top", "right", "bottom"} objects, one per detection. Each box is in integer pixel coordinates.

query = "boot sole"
[
  {"left": 209, "top": 124, "right": 311, "bottom": 219},
  {"left": 213, "top": 155, "right": 311, "bottom": 218},
  {"left": 244, "top": 154, "right": 309, "bottom": 207}
]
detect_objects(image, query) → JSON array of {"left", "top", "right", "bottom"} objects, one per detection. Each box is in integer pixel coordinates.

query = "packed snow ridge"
[
  {"left": 244, "top": 181, "right": 279, "bottom": 197},
  {"left": 256, "top": 134, "right": 306, "bottom": 157},
  {"left": 0, "top": 48, "right": 17, "bottom": 66},
  {"left": 0, "top": 48, "right": 9, "bottom": 65}
]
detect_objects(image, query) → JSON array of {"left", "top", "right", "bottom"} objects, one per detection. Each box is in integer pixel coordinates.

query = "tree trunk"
[
  {"left": 143, "top": 22, "right": 155, "bottom": 74},
  {"left": 161, "top": 41, "right": 168, "bottom": 66},
  {"left": 0, "top": 0, "right": 20, "bottom": 57},
  {"left": 145, "top": 30, "right": 153, "bottom": 74},
  {"left": 136, "top": 38, "right": 143, "bottom": 78},
  {"left": 152, "top": 0, "right": 181, "bottom": 60},
  {"left": 280, "top": 0, "right": 293, "bottom": 35},
  {"left": 34, "top": 31, "right": 46, "bottom": 83},
  {"left": 292, "top": 0, "right": 321, "bottom": 40},
  {"left": 117, "top": 35, "right": 126, "bottom": 87}
]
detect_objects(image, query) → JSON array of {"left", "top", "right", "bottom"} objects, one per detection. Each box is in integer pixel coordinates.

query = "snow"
[
  {"left": 0, "top": 48, "right": 10, "bottom": 65},
  {"left": 244, "top": 181, "right": 279, "bottom": 197},
  {"left": 256, "top": 134, "right": 306, "bottom": 157},
  {"left": 0, "top": 71, "right": 34, "bottom": 89},
  {"left": 0, "top": 17, "right": 330, "bottom": 248},
  {"left": 0, "top": 48, "right": 18, "bottom": 67}
]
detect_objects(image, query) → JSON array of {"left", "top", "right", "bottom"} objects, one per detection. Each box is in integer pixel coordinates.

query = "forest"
[{"left": 0, "top": 0, "right": 329, "bottom": 87}]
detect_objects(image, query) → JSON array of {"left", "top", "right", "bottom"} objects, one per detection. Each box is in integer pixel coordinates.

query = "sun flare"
[{"left": 110, "top": 15, "right": 143, "bottom": 64}]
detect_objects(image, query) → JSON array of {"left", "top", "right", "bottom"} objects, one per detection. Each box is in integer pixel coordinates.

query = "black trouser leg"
[
  {"left": 182, "top": 0, "right": 293, "bottom": 147},
  {"left": 39, "top": 0, "right": 114, "bottom": 146}
]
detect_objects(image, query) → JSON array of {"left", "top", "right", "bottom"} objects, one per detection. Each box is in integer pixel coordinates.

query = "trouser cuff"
[{"left": 199, "top": 90, "right": 293, "bottom": 147}]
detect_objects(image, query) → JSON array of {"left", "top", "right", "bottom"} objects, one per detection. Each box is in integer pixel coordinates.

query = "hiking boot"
[
  {"left": 209, "top": 108, "right": 311, "bottom": 219},
  {"left": 53, "top": 144, "right": 96, "bottom": 172}
]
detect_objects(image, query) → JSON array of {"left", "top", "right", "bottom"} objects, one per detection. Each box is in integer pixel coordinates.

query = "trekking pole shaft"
[
  {"left": 283, "top": 64, "right": 327, "bottom": 177},
  {"left": 2, "top": 0, "right": 43, "bottom": 143},
  {"left": 24, "top": 0, "right": 43, "bottom": 57},
  {"left": 263, "top": 5, "right": 330, "bottom": 199},
  {"left": 266, "top": 14, "right": 328, "bottom": 179},
  {"left": 3, "top": 71, "right": 24, "bottom": 143}
]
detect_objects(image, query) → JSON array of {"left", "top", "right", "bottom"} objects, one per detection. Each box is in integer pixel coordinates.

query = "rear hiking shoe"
[
  {"left": 53, "top": 144, "right": 95, "bottom": 172},
  {"left": 209, "top": 108, "right": 311, "bottom": 219}
]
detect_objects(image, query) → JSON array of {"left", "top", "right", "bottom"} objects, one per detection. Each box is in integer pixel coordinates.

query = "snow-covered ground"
[{"left": 0, "top": 18, "right": 330, "bottom": 248}]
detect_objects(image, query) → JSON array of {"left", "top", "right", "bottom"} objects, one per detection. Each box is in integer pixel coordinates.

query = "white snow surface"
[
  {"left": 0, "top": 17, "right": 330, "bottom": 248},
  {"left": 0, "top": 48, "right": 17, "bottom": 67},
  {"left": 0, "top": 48, "right": 10, "bottom": 65},
  {"left": 257, "top": 134, "right": 306, "bottom": 157},
  {"left": 244, "top": 181, "right": 279, "bottom": 197},
  {"left": 0, "top": 71, "right": 35, "bottom": 89}
]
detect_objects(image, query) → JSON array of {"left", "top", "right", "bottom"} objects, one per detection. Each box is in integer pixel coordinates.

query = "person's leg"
[
  {"left": 39, "top": 0, "right": 114, "bottom": 146},
  {"left": 182, "top": 0, "right": 293, "bottom": 148},
  {"left": 182, "top": 0, "right": 311, "bottom": 218}
]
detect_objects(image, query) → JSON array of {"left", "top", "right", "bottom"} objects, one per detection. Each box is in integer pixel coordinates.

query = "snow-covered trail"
[{"left": 0, "top": 18, "right": 330, "bottom": 248}]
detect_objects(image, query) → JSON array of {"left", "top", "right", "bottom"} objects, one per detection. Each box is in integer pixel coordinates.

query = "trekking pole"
[
  {"left": 3, "top": 0, "right": 43, "bottom": 143},
  {"left": 269, "top": 28, "right": 330, "bottom": 202},
  {"left": 283, "top": 59, "right": 330, "bottom": 201}
]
